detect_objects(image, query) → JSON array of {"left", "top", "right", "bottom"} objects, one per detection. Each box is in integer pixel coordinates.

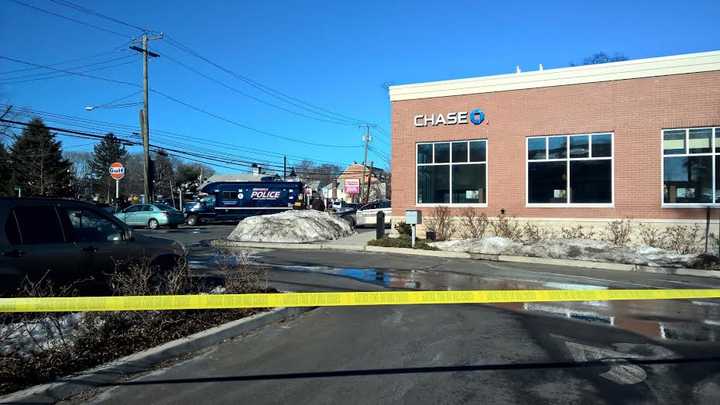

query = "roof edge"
[{"left": 389, "top": 50, "right": 720, "bottom": 101}]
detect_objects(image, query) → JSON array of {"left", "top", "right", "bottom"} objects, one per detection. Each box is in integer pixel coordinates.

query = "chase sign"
[{"left": 414, "top": 108, "right": 485, "bottom": 127}]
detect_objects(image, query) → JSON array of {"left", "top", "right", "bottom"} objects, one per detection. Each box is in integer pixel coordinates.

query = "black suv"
[{"left": 0, "top": 198, "right": 185, "bottom": 295}]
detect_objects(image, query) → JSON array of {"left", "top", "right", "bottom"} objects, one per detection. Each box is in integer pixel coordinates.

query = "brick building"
[{"left": 388, "top": 50, "right": 720, "bottom": 231}]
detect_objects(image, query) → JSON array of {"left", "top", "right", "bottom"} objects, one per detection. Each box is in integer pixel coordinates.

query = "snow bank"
[
  {"left": 431, "top": 237, "right": 522, "bottom": 255},
  {"left": 431, "top": 237, "right": 700, "bottom": 268},
  {"left": 228, "top": 210, "right": 353, "bottom": 243}
]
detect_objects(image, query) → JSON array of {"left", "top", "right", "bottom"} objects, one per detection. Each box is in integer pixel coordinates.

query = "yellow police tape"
[{"left": 1, "top": 289, "right": 720, "bottom": 313}]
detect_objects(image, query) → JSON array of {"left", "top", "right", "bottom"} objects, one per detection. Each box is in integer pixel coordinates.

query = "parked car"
[
  {"left": 354, "top": 200, "right": 392, "bottom": 227},
  {"left": 0, "top": 198, "right": 185, "bottom": 295},
  {"left": 115, "top": 203, "right": 185, "bottom": 229}
]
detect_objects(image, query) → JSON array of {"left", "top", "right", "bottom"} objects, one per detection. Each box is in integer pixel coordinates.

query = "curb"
[
  {"left": 211, "top": 240, "right": 720, "bottom": 280},
  {"left": 1, "top": 306, "right": 314, "bottom": 404}
]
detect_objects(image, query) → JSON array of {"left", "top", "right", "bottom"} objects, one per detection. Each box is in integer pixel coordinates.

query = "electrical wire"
[
  {"left": 3, "top": 104, "right": 356, "bottom": 166},
  {"left": 0, "top": 46, "right": 129, "bottom": 76},
  {"left": 0, "top": 57, "right": 136, "bottom": 84},
  {"left": 160, "top": 52, "right": 357, "bottom": 126},
  {"left": 164, "top": 35, "right": 369, "bottom": 125},
  {"left": 9, "top": 0, "right": 132, "bottom": 38},
  {"left": 0, "top": 57, "right": 365, "bottom": 149},
  {"left": 2, "top": 118, "right": 377, "bottom": 176},
  {"left": 48, "top": 0, "right": 150, "bottom": 32}
]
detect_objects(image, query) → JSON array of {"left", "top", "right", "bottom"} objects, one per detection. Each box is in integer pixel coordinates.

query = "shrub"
[
  {"left": 662, "top": 224, "right": 701, "bottom": 254},
  {"left": 368, "top": 235, "right": 438, "bottom": 250},
  {"left": 637, "top": 223, "right": 665, "bottom": 247},
  {"left": 424, "top": 206, "right": 454, "bottom": 241},
  {"left": 459, "top": 208, "right": 489, "bottom": 239},
  {"left": 560, "top": 224, "right": 595, "bottom": 240},
  {"left": 394, "top": 221, "right": 412, "bottom": 237},
  {"left": 605, "top": 218, "right": 632, "bottom": 246},
  {"left": 490, "top": 213, "right": 523, "bottom": 241},
  {"left": 522, "top": 222, "right": 547, "bottom": 243},
  {"left": 0, "top": 253, "right": 266, "bottom": 395}
]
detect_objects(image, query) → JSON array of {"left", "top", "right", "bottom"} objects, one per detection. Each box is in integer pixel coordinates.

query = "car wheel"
[
  {"left": 148, "top": 218, "right": 160, "bottom": 230},
  {"left": 186, "top": 215, "right": 199, "bottom": 226}
]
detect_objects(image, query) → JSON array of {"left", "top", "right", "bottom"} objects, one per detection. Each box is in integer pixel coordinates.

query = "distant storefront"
[{"left": 388, "top": 50, "right": 720, "bottom": 226}]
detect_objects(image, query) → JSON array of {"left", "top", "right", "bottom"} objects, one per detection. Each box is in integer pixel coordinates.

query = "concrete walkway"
[{"left": 323, "top": 229, "right": 376, "bottom": 246}]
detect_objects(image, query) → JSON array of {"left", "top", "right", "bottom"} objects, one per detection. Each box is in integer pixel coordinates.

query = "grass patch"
[{"left": 368, "top": 235, "right": 438, "bottom": 250}]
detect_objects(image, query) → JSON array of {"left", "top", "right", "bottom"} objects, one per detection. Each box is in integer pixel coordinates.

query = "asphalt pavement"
[{"left": 80, "top": 225, "right": 720, "bottom": 404}]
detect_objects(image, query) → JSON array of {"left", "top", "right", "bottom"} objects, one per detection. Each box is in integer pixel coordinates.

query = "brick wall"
[{"left": 391, "top": 71, "right": 720, "bottom": 220}]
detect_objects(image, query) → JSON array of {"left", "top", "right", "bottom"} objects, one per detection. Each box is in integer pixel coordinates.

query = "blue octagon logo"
[{"left": 469, "top": 109, "right": 485, "bottom": 125}]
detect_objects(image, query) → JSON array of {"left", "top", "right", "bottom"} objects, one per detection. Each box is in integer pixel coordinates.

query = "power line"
[
  {"left": 9, "top": 0, "right": 132, "bottom": 38},
  {"left": 2, "top": 104, "right": 354, "bottom": 166},
  {"left": 0, "top": 56, "right": 136, "bottom": 84},
  {"left": 3, "top": 118, "right": 373, "bottom": 177},
  {"left": 0, "top": 46, "right": 128, "bottom": 76},
  {"left": 150, "top": 88, "right": 363, "bottom": 149},
  {"left": 0, "top": 56, "right": 364, "bottom": 149},
  {"left": 160, "top": 52, "right": 357, "bottom": 126},
  {"left": 164, "top": 35, "right": 368, "bottom": 125},
  {"left": 48, "top": 0, "right": 149, "bottom": 32}
]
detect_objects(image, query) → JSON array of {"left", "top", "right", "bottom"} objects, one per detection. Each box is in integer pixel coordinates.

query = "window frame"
[
  {"left": 415, "top": 139, "right": 488, "bottom": 208},
  {"left": 525, "top": 132, "right": 615, "bottom": 208},
  {"left": 661, "top": 127, "right": 720, "bottom": 208}
]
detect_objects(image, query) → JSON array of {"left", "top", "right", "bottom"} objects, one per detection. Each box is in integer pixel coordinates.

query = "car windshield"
[{"left": 154, "top": 203, "right": 177, "bottom": 211}]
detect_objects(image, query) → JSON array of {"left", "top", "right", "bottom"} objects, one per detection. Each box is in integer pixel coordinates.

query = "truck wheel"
[
  {"left": 148, "top": 218, "right": 159, "bottom": 230},
  {"left": 186, "top": 215, "right": 199, "bottom": 226}
]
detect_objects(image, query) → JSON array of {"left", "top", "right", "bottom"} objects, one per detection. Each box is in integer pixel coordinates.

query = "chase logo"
[{"left": 414, "top": 109, "right": 485, "bottom": 127}]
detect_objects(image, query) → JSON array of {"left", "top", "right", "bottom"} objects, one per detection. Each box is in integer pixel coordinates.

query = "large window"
[
  {"left": 663, "top": 127, "right": 719, "bottom": 206},
  {"left": 417, "top": 140, "right": 487, "bottom": 205},
  {"left": 527, "top": 133, "right": 613, "bottom": 205}
]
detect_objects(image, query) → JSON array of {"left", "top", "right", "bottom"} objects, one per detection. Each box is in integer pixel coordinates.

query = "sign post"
[
  {"left": 109, "top": 162, "right": 125, "bottom": 202},
  {"left": 405, "top": 210, "right": 422, "bottom": 249}
]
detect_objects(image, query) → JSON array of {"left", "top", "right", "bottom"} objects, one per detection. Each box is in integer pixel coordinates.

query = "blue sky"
[{"left": 1, "top": 0, "right": 718, "bottom": 174}]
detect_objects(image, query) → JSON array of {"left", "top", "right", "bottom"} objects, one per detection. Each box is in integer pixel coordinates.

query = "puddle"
[{"left": 262, "top": 263, "right": 720, "bottom": 343}]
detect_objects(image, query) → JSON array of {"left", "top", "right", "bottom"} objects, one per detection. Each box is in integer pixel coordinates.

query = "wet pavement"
[{"left": 94, "top": 229, "right": 720, "bottom": 403}]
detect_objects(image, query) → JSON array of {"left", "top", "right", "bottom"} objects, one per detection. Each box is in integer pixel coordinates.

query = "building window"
[
  {"left": 417, "top": 140, "right": 487, "bottom": 205},
  {"left": 527, "top": 133, "right": 613, "bottom": 205},
  {"left": 663, "top": 127, "right": 719, "bottom": 206}
]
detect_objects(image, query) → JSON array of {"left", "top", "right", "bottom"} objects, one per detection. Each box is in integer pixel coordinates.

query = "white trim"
[
  {"left": 415, "top": 139, "right": 488, "bottom": 207},
  {"left": 525, "top": 133, "right": 614, "bottom": 208},
  {"left": 389, "top": 50, "right": 720, "bottom": 101},
  {"left": 661, "top": 126, "right": 720, "bottom": 208}
]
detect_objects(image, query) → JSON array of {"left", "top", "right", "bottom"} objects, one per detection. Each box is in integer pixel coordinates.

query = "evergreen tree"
[
  {"left": 153, "top": 149, "right": 175, "bottom": 199},
  {"left": 0, "top": 142, "right": 11, "bottom": 196},
  {"left": 89, "top": 133, "right": 127, "bottom": 202},
  {"left": 9, "top": 118, "right": 74, "bottom": 197}
]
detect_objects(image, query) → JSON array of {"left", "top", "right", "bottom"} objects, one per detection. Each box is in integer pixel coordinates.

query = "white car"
[{"left": 355, "top": 200, "right": 392, "bottom": 227}]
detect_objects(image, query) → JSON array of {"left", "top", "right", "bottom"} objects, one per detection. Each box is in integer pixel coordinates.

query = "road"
[{"left": 78, "top": 225, "right": 720, "bottom": 404}]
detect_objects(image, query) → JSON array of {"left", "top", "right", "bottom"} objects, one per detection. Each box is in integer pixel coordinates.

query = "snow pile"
[
  {"left": 228, "top": 210, "right": 353, "bottom": 243},
  {"left": 431, "top": 237, "right": 700, "bottom": 268},
  {"left": 1, "top": 313, "right": 85, "bottom": 355},
  {"left": 432, "top": 237, "right": 522, "bottom": 255}
]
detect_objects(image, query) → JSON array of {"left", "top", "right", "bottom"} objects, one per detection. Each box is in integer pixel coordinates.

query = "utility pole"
[
  {"left": 359, "top": 124, "right": 371, "bottom": 203},
  {"left": 284, "top": 155, "right": 287, "bottom": 180},
  {"left": 365, "top": 161, "right": 374, "bottom": 203},
  {"left": 130, "top": 32, "right": 163, "bottom": 202}
]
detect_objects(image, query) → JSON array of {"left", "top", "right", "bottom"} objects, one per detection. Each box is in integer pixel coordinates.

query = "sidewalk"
[{"left": 323, "top": 229, "right": 377, "bottom": 247}]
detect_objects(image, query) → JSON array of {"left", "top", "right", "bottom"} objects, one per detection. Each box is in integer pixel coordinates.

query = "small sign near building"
[{"left": 344, "top": 179, "right": 360, "bottom": 194}]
